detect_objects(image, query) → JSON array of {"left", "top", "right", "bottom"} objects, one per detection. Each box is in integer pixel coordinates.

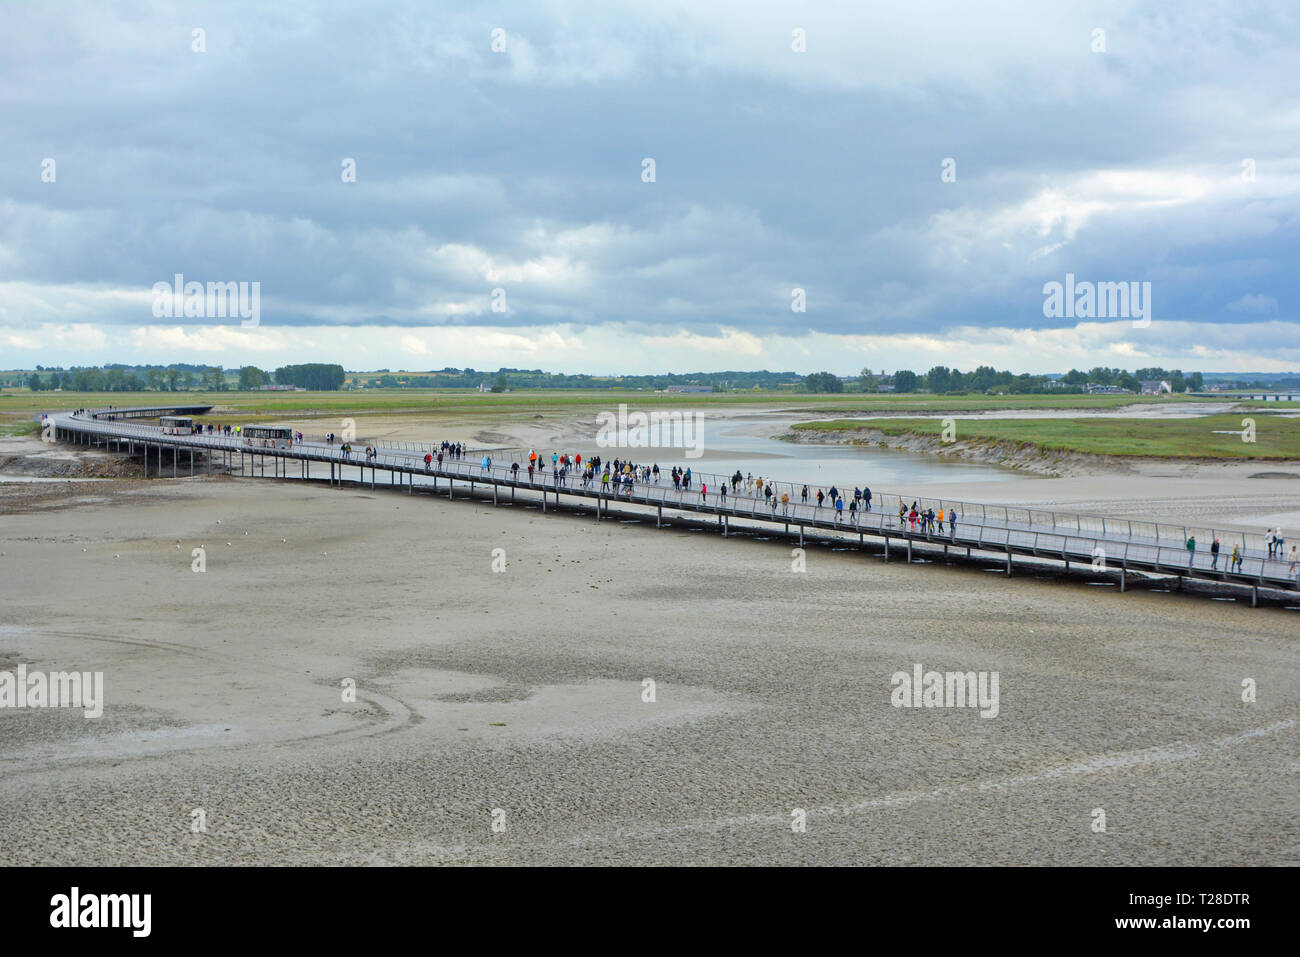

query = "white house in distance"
[{"left": 1140, "top": 379, "right": 1173, "bottom": 395}]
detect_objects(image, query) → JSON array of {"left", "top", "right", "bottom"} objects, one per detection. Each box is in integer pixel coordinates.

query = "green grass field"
[
  {"left": 794, "top": 414, "right": 1300, "bottom": 459},
  {"left": 0, "top": 420, "right": 40, "bottom": 437},
  {"left": 0, "top": 387, "right": 1214, "bottom": 423},
  {"left": 4, "top": 386, "right": 1288, "bottom": 459}
]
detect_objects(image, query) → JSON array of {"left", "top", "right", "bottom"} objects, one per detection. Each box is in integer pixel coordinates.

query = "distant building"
[
  {"left": 1085, "top": 383, "right": 1132, "bottom": 394},
  {"left": 664, "top": 385, "right": 713, "bottom": 393},
  {"left": 1139, "top": 379, "right": 1172, "bottom": 395}
]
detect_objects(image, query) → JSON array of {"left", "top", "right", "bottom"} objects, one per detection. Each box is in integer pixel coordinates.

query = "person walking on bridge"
[
  {"left": 1265, "top": 529, "right": 1276, "bottom": 559},
  {"left": 1211, "top": 537, "right": 1220, "bottom": 569},
  {"left": 936, "top": 507, "right": 944, "bottom": 534},
  {"left": 424, "top": 452, "right": 432, "bottom": 471},
  {"left": 1186, "top": 535, "right": 1196, "bottom": 566},
  {"left": 1230, "top": 543, "right": 1242, "bottom": 573}
]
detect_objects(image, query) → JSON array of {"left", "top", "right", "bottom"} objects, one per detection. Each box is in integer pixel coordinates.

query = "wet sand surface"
[{"left": 1, "top": 477, "right": 1296, "bottom": 865}]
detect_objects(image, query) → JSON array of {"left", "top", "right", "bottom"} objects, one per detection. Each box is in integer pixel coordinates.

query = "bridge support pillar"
[
  {"left": 493, "top": 485, "right": 498, "bottom": 505},
  {"left": 1006, "top": 551, "right": 1012, "bottom": 576},
  {"left": 541, "top": 487, "right": 545, "bottom": 512},
  {"left": 656, "top": 504, "right": 661, "bottom": 527},
  {"left": 189, "top": 449, "right": 193, "bottom": 475},
  {"left": 883, "top": 536, "right": 888, "bottom": 562},
  {"left": 906, "top": 540, "right": 912, "bottom": 563},
  {"left": 1120, "top": 566, "right": 1126, "bottom": 592},
  {"left": 722, "top": 515, "right": 728, "bottom": 537},
  {"left": 1251, "top": 585, "right": 1258, "bottom": 608}
]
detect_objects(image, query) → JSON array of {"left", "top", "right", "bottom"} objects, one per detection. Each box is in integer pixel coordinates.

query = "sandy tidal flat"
[{"left": 0, "top": 476, "right": 1296, "bottom": 865}]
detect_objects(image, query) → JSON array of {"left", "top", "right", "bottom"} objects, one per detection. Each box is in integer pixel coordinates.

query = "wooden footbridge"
[{"left": 42, "top": 406, "right": 1300, "bottom": 607}]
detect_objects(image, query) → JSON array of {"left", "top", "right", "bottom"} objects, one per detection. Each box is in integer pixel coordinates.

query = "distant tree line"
[
  {"left": 17, "top": 362, "right": 1284, "bottom": 395},
  {"left": 274, "top": 363, "right": 345, "bottom": 390},
  {"left": 845, "top": 365, "right": 1206, "bottom": 394},
  {"left": 17, "top": 365, "right": 228, "bottom": 392},
  {"left": 350, "top": 368, "right": 805, "bottom": 391}
]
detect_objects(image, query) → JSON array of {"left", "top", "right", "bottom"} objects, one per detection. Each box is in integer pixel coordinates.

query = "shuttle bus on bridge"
[
  {"left": 242, "top": 425, "right": 294, "bottom": 449},
  {"left": 159, "top": 415, "right": 194, "bottom": 435}
]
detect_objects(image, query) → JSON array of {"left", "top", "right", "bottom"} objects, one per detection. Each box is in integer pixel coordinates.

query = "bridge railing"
[
  {"left": 55, "top": 414, "right": 1297, "bottom": 583},
  {"left": 481, "top": 449, "right": 1272, "bottom": 561}
]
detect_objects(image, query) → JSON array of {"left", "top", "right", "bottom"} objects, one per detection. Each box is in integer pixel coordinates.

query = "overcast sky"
[{"left": 2, "top": 1, "right": 1298, "bottom": 374}]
